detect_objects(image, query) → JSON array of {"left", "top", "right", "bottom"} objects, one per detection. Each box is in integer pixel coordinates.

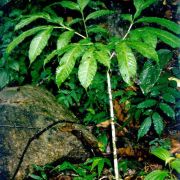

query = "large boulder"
[{"left": 0, "top": 86, "right": 98, "bottom": 180}]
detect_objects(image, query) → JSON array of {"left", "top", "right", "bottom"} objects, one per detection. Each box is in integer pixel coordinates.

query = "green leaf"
[
  {"left": 44, "top": 45, "right": 73, "bottom": 66},
  {"left": 171, "top": 159, "right": 180, "bottom": 173},
  {"left": 60, "top": 1, "right": 80, "bottom": 11},
  {"left": 127, "top": 41, "right": 159, "bottom": 62},
  {"left": 77, "top": 0, "right": 90, "bottom": 11},
  {"left": 78, "top": 47, "right": 97, "bottom": 89},
  {"left": 138, "top": 117, "right": 152, "bottom": 139},
  {"left": 94, "top": 50, "right": 110, "bottom": 68},
  {"left": 85, "top": 10, "right": 114, "bottom": 21},
  {"left": 6, "top": 26, "right": 49, "bottom": 54},
  {"left": 134, "top": 0, "right": 156, "bottom": 19},
  {"left": 136, "top": 27, "right": 180, "bottom": 48},
  {"left": 129, "top": 30, "right": 157, "bottom": 48},
  {"left": 145, "top": 170, "right": 169, "bottom": 180},
  {"left": 56, "top": 46, "right": 83, "bottom": 87},
  {"left": 135, "top": 17, "right": 180, "bottom": 34},
  {"left": 162, "top": 93, "right": 176, "bottom": 104},
  {"left": 158, "top": 49, "right": 173, "bottom": 69},
  {"left": 15, "top": 13, "right": 50, "bottom": 30},
  {"left": 159, "top": 103, "right": 175, "bottom": 119},
  {"left": 115, "top": 42, "right": 137, "bottom": 85},
  {"left": 152, "top": 112, "right": 164, "bottom": 135},
  {"left": 120, "top": 14, "right": 132, "bottom": 22},
  {"left": 97, "top": 159, "right": 105, "bottom": 177},
  {"left": 151, "top": 147, "right": 171, "bottom": 161},
  {"left": 0, "top": 69, "right": 9, "bottom": 89},
  {"left": 140, "top": 60, "right": 161, "bottom": 94},
  {"left": 29, "top": 27, "right": 53, "bottom": 64},
  {"left": 57, "top": 31, "right": 74, "bottom": 50},
  {"left": 88, "top": 25, "right": 108, "bottom": 35},
  {"left": 137, "top": 99, "right": 157, "bottom": 108}
]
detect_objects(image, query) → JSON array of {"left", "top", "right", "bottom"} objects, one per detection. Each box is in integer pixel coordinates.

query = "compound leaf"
[{"left": 171, "top": 159, "right": 180, "bottom": 173}]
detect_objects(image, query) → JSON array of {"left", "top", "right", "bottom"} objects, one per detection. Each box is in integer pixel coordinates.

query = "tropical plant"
[
  {"left": 6, "top": 0, "right": 180, "bottom": 179},
  {"left": 145, "top": 147, "right": 180, "bottom": 180}
]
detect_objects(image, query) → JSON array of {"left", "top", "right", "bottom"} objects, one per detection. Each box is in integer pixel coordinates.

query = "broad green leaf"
[
  {"left": 141, "top": 32, "right": 157, "bottom": 48},
  {"left": 135, "top": 27, "right": 180, "bottom": 48},
  {"left": 145, "top": 170, "right": 169, "bottom": 180},
  {"left": 138, "top": 117, "right": 152, "bottom": 139},
  {"left": 140, "top": 60, "right": 161, "bottom": 94},
  {"left": 115, "top": 42, "right": 137, "bottom": 85},
  {"left": 120, "top": 14, "right": 132, "bottom": 22},
  {"left": 171, "top": 159, "right": 180, "bottom": 173},
  {"left": 91, "top": 157, "right": 100, "bottom": 171},
  {"left": 88, "top": 25, "right": 108, "bottom": 35},
  {"left": 151, "top": 147, "right": 171, "bottom": 161},
  {"left": 6, "top": 26, "right": 49, "bottom": 54},
  {"left": 97, "top": 159, "right": 105, "bottom": 177},
  {"left": 15, "top": 13, "right": 50, "bottom": 30},
  {"left": 47, "top": 16, "right": 63, "bottom": 25},
  {"left": 129, "top": 30, "right": 157, "bottom": 48},
  {"left": 94, "top": 50, "right": 110, "bottom": 68},
  {"left": 159, "top": 103, "right": 175, "bottom": 119},
  {"left": 162, "top": 93, "right": 176, "bottom": 104},
  {"left": 0, "top": 69, "right": 9, "bottom": 89},
  {"left": 57, "top": 31, "right": 74, "bottom": 50},
  {"left": 77, "top": 0, "right": 90, "bottom": 11},
  {"left": 127, "top": 41, "right": 159, "bottom": 62},
  {"left": 56, "top": 46, "right": 83, "bottom": 87},
  {"left": 85, "top": 10, "right": 114, "bottom": 21},
  {"left": 60, "top": 1, "right": 80, "bottom": 11},
  {"left": 152, "top": 112, "right": 164, "bottom": 135},
  {"left": 29, "top": 27, "right": 53, "bottom": 64},
  {"left": 137, "top": 99, "right": 157, "bottom": 108},
  {"left": 44, "top": 45, "right": 73, "bottom": 66},
  {"left": 158, "top": 49, "right": 173, "bottom": 69},
  {"left": 136, "top": 17, "right": 180, "bottom": 34},
  {"left": 134, "top": 0, "right": 156, "bottom": 19},
  {"left": 78, "top": 47, "right": 97, "bottom": 89}
]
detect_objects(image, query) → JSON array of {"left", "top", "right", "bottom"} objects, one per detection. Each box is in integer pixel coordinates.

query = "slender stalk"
[
  {"left": 107, "top": 70, "right": 120, "bottom": 180},
  {"left": 81, "top": 11, "right": 88, "bottom": 38},
  {"left": 123, "top": 22, "right": 133, "bottom": 40}
]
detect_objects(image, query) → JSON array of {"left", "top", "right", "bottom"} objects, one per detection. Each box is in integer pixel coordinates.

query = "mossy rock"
[{"left": 0, "top": 86, "right": 98, "bottom": 180}]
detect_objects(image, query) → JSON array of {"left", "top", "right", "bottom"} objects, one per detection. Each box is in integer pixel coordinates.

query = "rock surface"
[{"left": 0, "top": 86, "right": 98, "bottom": 180}]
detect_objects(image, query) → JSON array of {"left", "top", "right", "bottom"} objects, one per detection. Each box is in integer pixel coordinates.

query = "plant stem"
[
  {"left": 123, "top": 22, "right": 133, "bottom": 40},
  {"left": 81, "top": 11, "right": 88, "bottom": 38},
  {"left": 107, "top": 70, "right": 121, "bottom": 180}
]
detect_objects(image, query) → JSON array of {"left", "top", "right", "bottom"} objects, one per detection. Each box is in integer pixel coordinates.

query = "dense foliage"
[{"left": 0, "top": 0, "right": 180, "bottom": 179}]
